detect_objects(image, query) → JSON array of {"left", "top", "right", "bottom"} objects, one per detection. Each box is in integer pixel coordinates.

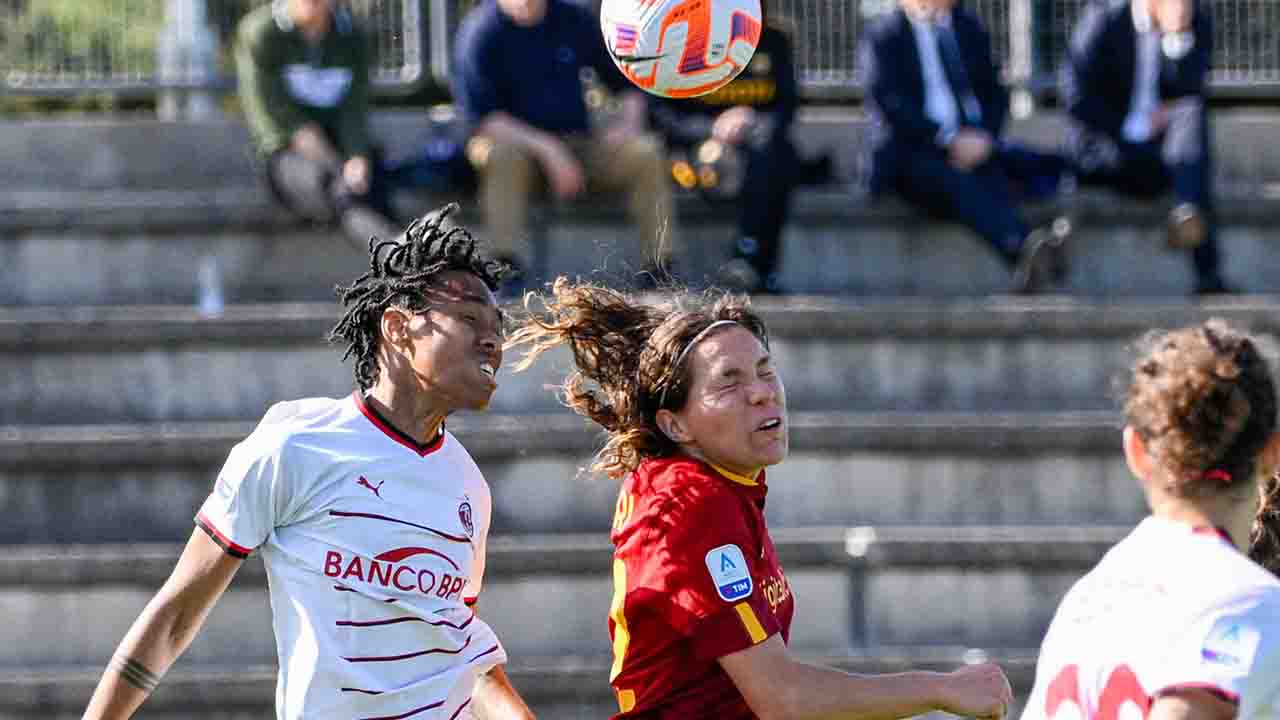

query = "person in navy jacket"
[
  {"left": 1063, "top": 0, "right": 1229, "bottom": 295},
  {"left": 862, "top": 0, "right": 1070, "bottom": 293}
]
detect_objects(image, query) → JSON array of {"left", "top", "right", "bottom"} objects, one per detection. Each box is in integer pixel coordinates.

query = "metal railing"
[
  {"left": 2, "top": 0, "right": 1275, "bottom": 100},
  {"left": 0, "top": 0, "right": 425, "bottom": 96},
  {"left": 430, "top": 0, "right": 1280, "bottom": 99}
]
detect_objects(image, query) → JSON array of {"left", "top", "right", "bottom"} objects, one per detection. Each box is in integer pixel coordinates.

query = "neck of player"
[
  {"left": 1148, "top": 487, "right": 1257, "bottom": 553},
  {"left": 365, "top": 378, "right": 447, "bottom": 447}
]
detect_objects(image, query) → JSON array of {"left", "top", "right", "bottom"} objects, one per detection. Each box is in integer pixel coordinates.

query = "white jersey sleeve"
[
  {"left": 1150, "top": 594, "right": 1280, "bottom": 704},
  {"left": 1239, "top": 638, "right": 1280, "bottom": 720},
  {"left": 461, "top": 476, "right": 493, "bottom": 607},
  {"left": 195, "top": 415, "right": 293, "bottom": 558}
]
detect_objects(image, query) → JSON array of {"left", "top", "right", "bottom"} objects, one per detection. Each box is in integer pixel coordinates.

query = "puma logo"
[{"left": 356, "top": 476, "right": 385, "bottom": 499}]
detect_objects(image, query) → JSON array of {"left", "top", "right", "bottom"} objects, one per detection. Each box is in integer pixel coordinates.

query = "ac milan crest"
[{"left": 458, "top": 501, "right": 474, "bottom": 538}]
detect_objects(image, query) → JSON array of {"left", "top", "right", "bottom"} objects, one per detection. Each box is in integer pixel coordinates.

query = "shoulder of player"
[
  {"left": 237, "top": 3, "right": 278, "bottom": 45},
  {"left": 456, "top": 1, "right": 504, "bottom": 45},
  {"left": 440, "top": 430, "right": 486, "bottom": 479},
  {"left": 864, "top": 8, "right": 908, "bottom": 42},
  {"left": 551, "top": 0, "right": 596, "bottom": 26},
  {"left": 641, "top": 459, "right": 747, "bottom": 526},
  {"left": 238, "top": 396, "right": 350, "bottom": 454}
]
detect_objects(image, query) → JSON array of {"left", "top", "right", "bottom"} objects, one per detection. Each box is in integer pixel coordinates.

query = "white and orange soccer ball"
[{"left": 600, "top": 0, "right": 763, "bottom": 99}]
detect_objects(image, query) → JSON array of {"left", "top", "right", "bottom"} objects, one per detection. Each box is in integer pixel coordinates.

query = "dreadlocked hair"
[
  {"left": 329, "top": 203, "right": 506, "bottom": 391},
  {"left": 1124, "top": 319, "right": 1278, "bottom": 498},
  {"left": 1251, "top": 472, "right": 1280, "bottom": 577},
  {"left": 506, "top": 277, "right": 768, "bottom": 480}
]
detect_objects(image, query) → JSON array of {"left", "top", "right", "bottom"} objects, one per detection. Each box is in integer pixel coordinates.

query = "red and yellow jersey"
[{"left": 607, "top": 456, "right": 795, "bottom": 719}]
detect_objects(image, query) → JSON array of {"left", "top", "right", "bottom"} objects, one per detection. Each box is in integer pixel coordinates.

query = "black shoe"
[
  {"left": 1047, "top": 215, "right": 1073, "bottom": 284},
  {"left": 635, "top": 258, "right": 678, "bottom": 292},
  {"left": 716, "top": 258, "right": 763, "bottom": 293},
  {"left": 1194, "top": 275, "right": 1235, "bottom": 296},
  {"left": 1168, "top": 203, "right": 1208, "bottom": 250},
  {"left": 494, "top": 256, "right": 527, "bottom": 301},
  {"left": 1011, "top": 226, "right": 1068, "bottom": 294}
]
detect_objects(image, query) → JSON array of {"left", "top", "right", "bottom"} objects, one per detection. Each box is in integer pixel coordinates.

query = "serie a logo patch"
[{"left": 705, "top": 544, "right": 752, "bottom": 602}]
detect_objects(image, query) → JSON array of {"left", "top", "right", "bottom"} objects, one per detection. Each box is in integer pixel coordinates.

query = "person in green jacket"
[{"left": 236, "top": 0, "right": 399, "bottom": 248}]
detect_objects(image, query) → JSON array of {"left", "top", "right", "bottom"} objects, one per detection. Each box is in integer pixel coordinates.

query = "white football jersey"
[
  {"left": 197, "top": 393, "right": 507, "bottom": 719},
  {"left": 1022, "top": 516, "right": 1280, "bottom": 720}
]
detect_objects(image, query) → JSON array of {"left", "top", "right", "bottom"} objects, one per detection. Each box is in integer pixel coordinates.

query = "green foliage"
[{"left": 2, "top": 0, "right": 167, "bottom": 82}]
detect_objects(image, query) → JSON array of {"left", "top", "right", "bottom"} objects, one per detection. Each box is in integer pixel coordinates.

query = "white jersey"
[
  {"left": 1022, "top": 517, "right": 1280, "bottom": 720},
  {"left": 197, "top": 393, "right": 507, "bottom": 720}
]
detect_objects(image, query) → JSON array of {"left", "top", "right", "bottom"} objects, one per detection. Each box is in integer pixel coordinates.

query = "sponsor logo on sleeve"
[
  {"left": 705, "top": 544, "right": 752, "bottom": 602},
  {"left": 1201, "top": 618, "right": 1261, "bottom": 671},
  {"left": 459, "top": 500, "right": 474, "bottom": 538}
]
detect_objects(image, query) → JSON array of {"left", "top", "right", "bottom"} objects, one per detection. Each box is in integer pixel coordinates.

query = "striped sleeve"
[{"left": 195, "top": 427, "right": 288, "bottom": 558}]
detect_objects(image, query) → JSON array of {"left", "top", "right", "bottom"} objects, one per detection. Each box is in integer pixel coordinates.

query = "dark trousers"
[
  {"left": 1069, "top": 97, "right": 1220, "bottom": 283},
  {"left": 890, "top": 142, "right": 1067, "bottom": 266},
  {"left": 266, "top": 149, "right": 399, "bottom": 249},
  {"left": 732, "top": 134, "right": 800, "bottom": 288}
]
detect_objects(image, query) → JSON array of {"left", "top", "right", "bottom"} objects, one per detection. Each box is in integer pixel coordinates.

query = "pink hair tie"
[{"left": 1202, "top": 469, "right": 1233, "bottom": 483}]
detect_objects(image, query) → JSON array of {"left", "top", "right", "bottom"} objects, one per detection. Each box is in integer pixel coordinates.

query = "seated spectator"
[
  {"left": 862, "top": 0, "right": 1071, "bottom": 293},
  {"left": 236, "top": 0, "right": 399, "bottom": 249},
  {"left": 648, "top": 3, "right": 828, "bottom": 294},
  {"left": 1063, "top": 0, "right": 1229, "bottom": 295},
  {"left": 452, "top": 0, "right": 675, "bottom": 294}
]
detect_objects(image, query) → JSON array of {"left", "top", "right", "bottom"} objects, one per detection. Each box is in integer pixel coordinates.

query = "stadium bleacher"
[{"left": 5, "top": 1, "right": 1280, "bottom": 717}]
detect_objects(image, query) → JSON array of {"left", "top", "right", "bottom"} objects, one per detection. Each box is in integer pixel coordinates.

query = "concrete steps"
[
  {"left": 6, "top": 300, "right": 1278, "bottom": 424},
  {"left": 0, "top": 527, "right": 1122, "bottom": 669},
  {"left": 6, "top": 189, "right": 1280, "bottom": 302},
  {"left": 0, "top": 412, "right": 1145, "bottom": 542},
  {"left": 8, "top": 110, "right": 1280, "bottom": 302}
]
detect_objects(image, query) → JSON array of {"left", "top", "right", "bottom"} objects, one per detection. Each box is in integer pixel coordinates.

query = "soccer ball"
[{"left": 600, "top": 0, "right": 763, "bottom": 99}]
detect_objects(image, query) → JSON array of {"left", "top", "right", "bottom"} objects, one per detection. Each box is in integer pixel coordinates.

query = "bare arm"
[
  {"left": 471, "top": 664, "right": 536, "bottom": 719},
  {"left": 83, "top": 529, "right": 244, "bottom": 719},
  {"left": 1149, "top": 690, "right": 1236, "bottom": 720},
  {"left": 719, "top": 635, "right": 1012, "bottom": 720}
]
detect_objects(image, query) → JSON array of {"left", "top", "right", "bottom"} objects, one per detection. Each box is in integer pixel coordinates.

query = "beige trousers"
[{"left": 473, "top": 132, "right": 677, "bottom": 272}]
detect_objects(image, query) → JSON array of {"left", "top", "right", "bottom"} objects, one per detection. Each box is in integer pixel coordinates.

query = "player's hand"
[
  {"left": 538, "top": 141, "right": 586, "bottom": 199},
  {"left": 342, "top": 155, "right": 372, "bottom": 195},
  {"left": 603, "top": 119, "right": 641, "bottom": 148},
  {"left": 947, "top": 128, "right": 994, "bottom": 172},
  {"left": 1151, "top": 103, "right": 1171, "bottom": 133},
  {"left": 291, "top": 123, "right": 342, "bottom": 167},
  {"left": 936, "top": 663, "right": 1014, "bottom": 719},
  {"left": 712, "top": 106, "right": 757, "bottom": 145}
]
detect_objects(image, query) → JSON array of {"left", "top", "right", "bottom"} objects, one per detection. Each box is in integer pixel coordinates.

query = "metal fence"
[
  {"left": 2, "top": 0, "right": 1276, "bottom": 100},
  {"left": 430, "top": 0, "right": 1280, "bottom": 99},
  {"left": 0, "top": 0, "right": 424, "bottom": 96}
]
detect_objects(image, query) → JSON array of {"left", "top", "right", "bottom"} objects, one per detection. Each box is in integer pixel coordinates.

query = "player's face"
[
  {"left": 670, "top": 326, "right": 788, "bottom": 477},
  {"left": 402, "top": 271, "right": 504, "bottom": 412},
  {"left": 290, "top": 0, "right": 333, "bottom": 31},
  {"left": 497, "top": 0, "right": 547, "bottom": 26}
]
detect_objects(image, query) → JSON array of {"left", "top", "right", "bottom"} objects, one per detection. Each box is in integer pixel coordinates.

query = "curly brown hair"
[
  {"left": 1124, "top": 319, "right": 1278, "bottom": 499},
  {"left": 1251, "top": 472, "right": 1280, "bottom": 577},
  {"left": 506, "top": 278, "right": 769, "bottom": 479}
]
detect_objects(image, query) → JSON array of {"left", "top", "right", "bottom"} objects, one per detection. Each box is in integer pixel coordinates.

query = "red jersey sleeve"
[{"left": 644, "top": 479, "right": 781, "bottom": 661}]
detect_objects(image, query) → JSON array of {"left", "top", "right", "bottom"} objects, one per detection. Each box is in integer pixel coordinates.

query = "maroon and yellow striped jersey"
[{"left": 607, "top": 456, "right": 795, "bottom": 718}]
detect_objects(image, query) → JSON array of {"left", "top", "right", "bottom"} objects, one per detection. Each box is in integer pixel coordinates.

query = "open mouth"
[
  {"left": 479, "top": 362, "right": 498, "bottom": 381},
  {"left": 756, "top": 418, "right": 782, "bottom": 431}
]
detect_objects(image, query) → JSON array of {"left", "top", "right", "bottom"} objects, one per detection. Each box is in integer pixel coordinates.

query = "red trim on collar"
[
  {"left": 354, "top": 392, "right": 446, "bottom": 457},
  {"left": 1192, "top": 525, "right": 1234, "bottom": 545}
]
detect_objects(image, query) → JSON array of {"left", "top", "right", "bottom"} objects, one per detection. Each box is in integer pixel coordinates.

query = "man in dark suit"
[
  {"left": 862, "top": 0, "right": 1071, "bottom": 293},
  {"left": 1064, "top": 0, "right": 1228, "bottom": 294}
]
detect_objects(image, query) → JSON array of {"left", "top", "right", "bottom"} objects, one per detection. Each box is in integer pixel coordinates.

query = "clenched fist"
[{"left": 936, "top": 663, "right": 1014, "bottom": 719}]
